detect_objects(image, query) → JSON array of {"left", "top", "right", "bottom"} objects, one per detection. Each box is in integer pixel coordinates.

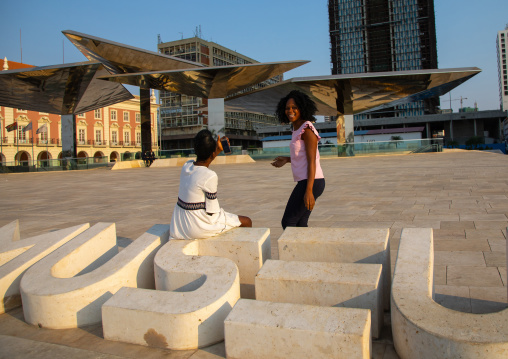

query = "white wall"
[{"left": 262, "top": 140, "right": 291, "bottom": 148}]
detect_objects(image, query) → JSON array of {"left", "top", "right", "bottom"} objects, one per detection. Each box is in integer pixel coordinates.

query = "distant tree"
[
  {"left": 448, "top": 140, "right": 459, "bottom": 148},
  {"left": 465, "top": 136, "right": 484, "bottom": 149}
]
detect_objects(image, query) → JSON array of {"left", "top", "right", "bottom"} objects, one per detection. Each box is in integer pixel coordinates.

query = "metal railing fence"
[{"left": 0, "top": 156, "right": 110, "bottom": 173}]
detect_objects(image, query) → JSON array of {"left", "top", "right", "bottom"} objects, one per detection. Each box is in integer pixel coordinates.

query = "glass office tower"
[{"left": 328, "top": 0, "right": 438, "bottom": 118}]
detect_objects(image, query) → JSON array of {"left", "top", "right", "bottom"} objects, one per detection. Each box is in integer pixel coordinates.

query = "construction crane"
[{"left": 448, "top": 95, "right": 468, "bottom": 111}]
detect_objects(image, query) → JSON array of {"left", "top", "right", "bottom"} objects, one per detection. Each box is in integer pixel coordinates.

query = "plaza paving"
[{"left": 0, "top": 150, "right": 507, "bottom": 358}]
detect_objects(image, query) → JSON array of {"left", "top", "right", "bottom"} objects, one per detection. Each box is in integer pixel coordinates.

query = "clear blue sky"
[{"left": 1, "top": 0, "right": 507, "bottom": 111}]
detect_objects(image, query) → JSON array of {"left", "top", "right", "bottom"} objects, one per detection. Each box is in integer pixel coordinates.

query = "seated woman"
[{"left": 170, "top": 129, "right": 252, "bottom": 239}]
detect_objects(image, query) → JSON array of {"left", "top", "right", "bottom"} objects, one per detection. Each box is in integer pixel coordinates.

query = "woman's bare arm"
[{"left": 302, "top": 128, "right": 318, "bottom": 210}]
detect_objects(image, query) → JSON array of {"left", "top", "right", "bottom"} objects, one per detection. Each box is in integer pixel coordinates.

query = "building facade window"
[
  {"left": 78, "top": 129, "right": 86, "bottom": 144},
  {"left": 136, "top": 131, "right": 141, "bottom": 144},
  {"left": 124, "top": 131, "right": 130, "bottom": 145},
  {"left": 95, "top": 130, "right": 102, "bottom": 145},
  {"left": 123, "top": 111, "right": 129, "bottom": 122},
  {"left": 111, "top": 130, "right": 118, "bottom": 145},
  {"left": 94, "top": 109, "right": 101, "bottom": 119},
  {"left": 111, "top": 110, "right": 117, "bottom": 121},
  {"left": 17, "top": 126, "right": 27, "bottom": 143},
  {"left": 39, "top": 129, "right": 48, "bottom": 143},
  {"left": 136, "top": 113, "right": 141, "bottom": 122}
]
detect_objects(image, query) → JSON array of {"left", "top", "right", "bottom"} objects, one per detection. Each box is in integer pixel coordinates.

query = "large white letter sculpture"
[
  {"left": 20, "top": 223, "right": 169, "bottom": 329},
  {"left": 0, "top": 220, "right": 89, "bottom": 313},
  {"left": 391, "top": 228, "right": 508, "bottom": 358},
  {"left": 102, "top": 239, "right": 240, "bottom": 350}
]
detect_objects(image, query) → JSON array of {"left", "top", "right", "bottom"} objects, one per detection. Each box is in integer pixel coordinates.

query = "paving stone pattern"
[{"left": 0, "top": 150, "right": 507, "bottom": 358}]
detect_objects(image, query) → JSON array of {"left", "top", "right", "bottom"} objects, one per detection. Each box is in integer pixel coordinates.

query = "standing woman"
[{"left": 272, "top": 90, "right": 325, "bottom": 229}]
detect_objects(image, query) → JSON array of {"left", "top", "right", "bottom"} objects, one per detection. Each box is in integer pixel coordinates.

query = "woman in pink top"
[{"left": 271, "top": 90, "right": 325, "bottom": 229}]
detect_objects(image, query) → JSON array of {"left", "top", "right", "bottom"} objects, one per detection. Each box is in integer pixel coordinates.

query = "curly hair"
[
  {"left": 194, "top": 129, "right": 216, "bottom": 161},
  {"left": 275, "top": 90, "right": 317, "bottom": 124}
]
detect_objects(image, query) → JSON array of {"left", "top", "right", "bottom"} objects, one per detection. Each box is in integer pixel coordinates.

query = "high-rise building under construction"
[
  {"left": 497, "top": 25, "right": 508, "bottom": 112},
  {"left": 328, "top": 0, "right": 439, "bottom": 118}
]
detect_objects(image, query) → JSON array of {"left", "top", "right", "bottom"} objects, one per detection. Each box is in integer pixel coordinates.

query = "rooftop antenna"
[
  {"left": 19, "top": 29, "right": 22, "bottom": 63},
  {"left": 157, "top": 34, "right": 162, "bottom": 45},
  {"left": 194, "top": 26, "right": 203, "bottom": 38}
]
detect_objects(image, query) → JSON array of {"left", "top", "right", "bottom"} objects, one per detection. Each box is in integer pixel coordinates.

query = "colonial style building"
[{"left": 0, "top": 59, "right": 159, "bottom": 166}]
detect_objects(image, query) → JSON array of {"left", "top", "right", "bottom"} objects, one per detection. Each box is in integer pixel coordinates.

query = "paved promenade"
[{"left": 0, "top": 150, "right": 506, "bottom": 358}]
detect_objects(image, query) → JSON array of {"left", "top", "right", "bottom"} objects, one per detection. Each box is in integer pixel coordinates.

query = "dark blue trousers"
[{"left": 281, "top": 178, "right": 325, "bottom": 229}]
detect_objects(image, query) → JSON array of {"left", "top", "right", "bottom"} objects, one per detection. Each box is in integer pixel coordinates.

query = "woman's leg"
[
  {"left": 281, "top": 180, "right": 308, "bottom": 229},
  {"left": 238, "top": 215, "right": 252, "bottom": 227},
  {"left": 296, "top": 178, "right": 325, "bottom": 227}
]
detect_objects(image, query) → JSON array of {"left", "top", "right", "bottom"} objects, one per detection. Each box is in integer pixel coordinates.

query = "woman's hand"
[
  {"left": 211, "top": 135, "right": 224, "bottom": 158},
  {"left": 271, "top": 156, "right": 290, "bottom": 168},
  {"left": 303, "top": 189, "right": 315, "bottom": 211},
  {"left": 216, "top": 135, "right": 224, "bottom": 153}
]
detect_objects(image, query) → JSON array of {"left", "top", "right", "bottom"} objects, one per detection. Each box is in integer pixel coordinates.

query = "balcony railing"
[
  {"left": 76, "top": 140, "right": 109, "bottom": 146},
  {"left": 88, "top": 140, "right": 107, "bottom": 147},
  {"left": 36, "top": 138, "right": 59, "bottom": 145}
]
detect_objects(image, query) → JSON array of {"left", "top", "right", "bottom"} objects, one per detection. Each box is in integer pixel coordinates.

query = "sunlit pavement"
[{"left": 0, "top": 150, "right": 506, "bottom": 358}]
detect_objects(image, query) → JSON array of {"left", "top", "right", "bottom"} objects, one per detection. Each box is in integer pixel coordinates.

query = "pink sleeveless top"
[{"left": 290, "top": 121, "right": 324, "bottom": 182}]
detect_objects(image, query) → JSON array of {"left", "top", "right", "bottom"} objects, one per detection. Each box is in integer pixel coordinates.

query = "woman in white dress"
[{"left": 170, "top": 130, "right": 252, "bottom": 239}]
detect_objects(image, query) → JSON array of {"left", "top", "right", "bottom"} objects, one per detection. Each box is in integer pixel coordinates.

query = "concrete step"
[
  {"left": 255, "top": 259, "right": 383, "bottom": 338},
  {"left": 225, "top": 299, "right": 371, "bottom": 359},
  {"left": 278, "top": 227, "right": 391, "bottom": 311}
]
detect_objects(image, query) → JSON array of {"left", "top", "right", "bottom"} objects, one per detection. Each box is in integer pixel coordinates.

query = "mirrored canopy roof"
[
  {"left": 0, "top": 30, "right": 481, "bottom": 117},
  {"left": 99, "top": 60, "right": 309, "bottom": 98},
  {"left": 0, "top": 61, "right": 133, "bottom": 115},
  {"left": 223, "top": 67, "right": 482, "bottom": 116},
  {"left": 62, "top": 30, "right": 203, "bottom": 74}
]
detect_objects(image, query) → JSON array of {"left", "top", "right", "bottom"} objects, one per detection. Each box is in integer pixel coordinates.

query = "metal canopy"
[
  {"left": 62, "top": 30, "right": 203, "bottom": 74},
  {"left": 0, "top": 30, "right": 481, "bottom": 119},
  {"left": 0, "top": 31, "right": 308, "bottom": 115},
  {"left": 0, "top": 61, "right": 133, "bottom": 115},
  {"left": 98, "top": 60, "right": 309, "bottom": 98},
  {"left": 223, "top": 67, "right": 482, "bottom": 116}
]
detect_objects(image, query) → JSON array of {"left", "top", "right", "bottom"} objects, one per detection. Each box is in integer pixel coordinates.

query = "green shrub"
[{"left": 465, "top": 136, "right": 484, "bottom": 148}]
